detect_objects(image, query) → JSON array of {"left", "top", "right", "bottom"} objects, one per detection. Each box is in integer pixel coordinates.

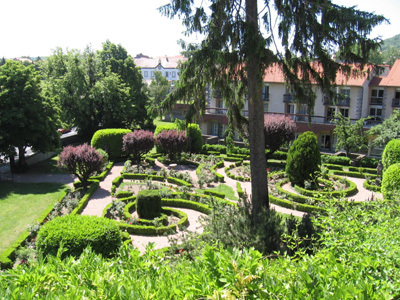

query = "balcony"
[
  {"left": 283, "top": 94, "right": 295, "bottom": 102},
  {"left": 204, "top": 107, "right": 227, "bottom": 115},
  {"left": 370, "top": 97, "right": 383, "bottom": 105},
  {"left": 392, "top": 99, "right": 400, "bottom": 107},
  {"left": 323, "top": 94, "right": 350, "bottom": 107}
]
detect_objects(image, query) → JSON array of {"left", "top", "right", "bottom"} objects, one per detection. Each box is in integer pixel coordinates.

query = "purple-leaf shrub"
[
  {"left": 264, "top": 114, "right": 297, "bottom": 160},
  {"left": 122, "top": 130, "right": 154, "bottom": 163},
  {"left": 155, "top": 130, "right": 187, "bottom": 161},
  {"left": 58, "top": 143, "right": 103, "bottom": 189}
]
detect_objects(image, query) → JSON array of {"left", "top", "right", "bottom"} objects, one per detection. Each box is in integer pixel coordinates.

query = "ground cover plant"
[{"left": 0, "top": 182, "right": 67, "bottom": 254}]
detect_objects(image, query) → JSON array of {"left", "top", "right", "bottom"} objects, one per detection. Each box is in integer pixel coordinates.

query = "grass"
[
  {"left": 153, "top": 118, "right": 174, "bottom": 128},
  {"left": 197, "top": 184, "right": 239, "bottom": 201},
  {"left": 0, "top": 182, "right": 67, "bottom": 254}
]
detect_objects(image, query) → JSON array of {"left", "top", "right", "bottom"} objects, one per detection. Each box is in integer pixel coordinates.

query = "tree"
[
  {"left": 264, "top": 114, "right": 296, "bottom": 161},
  {"left": 333, "top": 113, "right": 369, "bottom": 157},
  {"left": 148, "top": 71, "right": 171, "bottom": 118},
  {"left": 382, "top": 139, "right": 400, "bottom": 172},
  {"left": 122, "top": 130, "right": 155, "bottom": 163},
  {"left": 41, "top": 42, "right": 151, "bottom": 138},
  {"left": 160, "top": 0, "right": 386, "bottom": 220},
  {"left": 58, "top": 143, "right": 103, "bottom": 189},
  {"left": 0, "top": 60, "right": 60, "bottom": 172},
  {"left": 286, "top": 131, "right": 321, "bottom": 187},
  {"left": 369, "top": 110, "right": 400, "bottom": 148},
  {"left": 155, "top": 130, "right": 187, "bottom": 161}
]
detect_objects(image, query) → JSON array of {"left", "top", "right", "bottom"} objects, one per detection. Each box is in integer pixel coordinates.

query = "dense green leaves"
[
  {"left": 0, "top": 60, "right": 60, "bottom": 171},
  {"left": 382, "top": 139, "right": 400, "bottom": 171}
]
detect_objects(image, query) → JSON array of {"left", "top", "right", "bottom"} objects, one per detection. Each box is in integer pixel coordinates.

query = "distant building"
[{"left": 133, "top": 55, "right": 187, "bottom": 86}]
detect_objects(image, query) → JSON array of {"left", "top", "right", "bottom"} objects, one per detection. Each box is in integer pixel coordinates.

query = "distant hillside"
[{"left": 382, "top": 34, "right": 400, "bottom": 51}]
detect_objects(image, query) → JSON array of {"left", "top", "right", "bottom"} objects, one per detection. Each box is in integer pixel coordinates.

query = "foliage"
[
  {"left": 370, "top": 110, "right": 400, "bottom": 148},
  {"left": 186, "top": 123, "right": 203, "bottom": 153},
  {"left": 264, "top": 114, "right": 296, "bottom": 160},
  {"left": 91, "top": 128, "right": 131, "bottom": 159},
  {"left": 147, "top": 71, "right": 171, "bottom": 118},
  {"left": 382, "top": 139, "right": 400, "bottom": 171},
  {"left": 286, "top": 132, "right": 321, "bottom": 187},
  {"left": 160, "top": 0, "right": 385, "bottom": 220},
  {"left": 122, "top": 130, "right": 154, "bottom": 163},
  {"left": 0, "top": 60, "right": 60, "bottom": 172},
  {"left": 333, "top": 113, "right": 369, "bottom": 157},
  {"left": 58, "top": 143, "right": 103, "bottom": 189},
  {"left": 36, "top": 215, "right": 122, "bottom": 259},
  {"left": 154, "top": 123, "right": 177, "bottom": 153},
  {"left": 321, "top": 154, "right": 351, "bottom": 166},
  {"left": 136, "top": 190, "right": 162, "bottom": 219},
  {"left": 155, "top": 130, "right": 187, "bottom": 161},
  {"left": 382, "top": 163, "right": 400, "bottom": 200},
  {"left": 360, "top": 156, "right": 379, "bottom": 168},
  {"left": 40, "top": 41, "right": 151, "bottom": 138}
]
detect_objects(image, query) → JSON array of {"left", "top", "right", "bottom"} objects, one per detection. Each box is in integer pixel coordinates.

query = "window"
[
  {"left": 263, "top": 84, "right": 269, "bottom": 100},
  {"left": 340, "top": 88, "right": 350, "bottom": 98},
  {"left": 144, "top": 71, "right": 148, "bottom": 77},
  {"left": 286, "top": 103, "right": 295, "bottom": 114},
  {"left": 151, "top": 71, "right": 154, "bottom": 78},
  {"left": 326, "top": 106, "right": 336, "bottom": 122},
  {"left": 371, "top": 88, "right": 384, "bottom": 104},
  {"left": 165, "top": 71, "right": 169, "bottom": 78},
  {"left": 321, "top": 134, "right": 331, "bottom": 149},
  {"left": 339, "top": 108, "right": 349, "bottom": 118},
  {"left": 369, "top": 107, "right": 382, "bottom": 121},
  {"left": 395, "top": 89, "right": 400, "bottom": 99},
  {"left": 263, "top": 101, "right": 269, "bottom": 112},
  {"left": 172, "top": 71, "right": 176, "bottom": 78}
]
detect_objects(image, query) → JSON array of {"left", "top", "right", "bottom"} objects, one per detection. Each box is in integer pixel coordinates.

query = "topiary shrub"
[
  {"left": 155, "top": 130, "right": 188, "bottom": 161},
  {"left": 122, "top": 130, "right": 154, "bottom": 163},
  {"left": 136, "top": 190, "right": 162, "bottom": 219},
  {"left": 36, "top": 215, "right": 122, "bottom": 259},
  {"left": 382, "top": 139, "right": 400, "bottom": 171},
  {"left": 186, "top": 123, "right": 203, "bottom": 153},
  {"left": 154, "top": 123, "right": 177, "bottom": 153},
  {"left": 286, "top": 131, "right": 321, "bottom": 187},
  {"left": 382, "top": 163, "right": 400, "bottom": 200},
  {"left": 321, "top": 154, "right": 351, "bottom": 166},
  {"left": 91, "top": 128, "right": 132, "bottom": 159},
  {"left": 58, "top": 143, "right": 103, "bottom": 190}
]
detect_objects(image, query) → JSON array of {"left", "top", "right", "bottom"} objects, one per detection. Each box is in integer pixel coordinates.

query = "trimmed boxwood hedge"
[
  {"left": 116, "top": 191, "right": 134, "bottom": 198},
  {"left": 323, "top": 163, "right": 343, "bottom": 171},
  {"left": 237, "top": 182, "right": 244, "bottom": 198},
  {"left": 36, "top": 215, "right": 122, "bottom": 259},
  {"left": 167, "top": 177, "right": 192, "bottom": 187},
  {"left": 204, "top": 190, "right": 225, "bottom": 199},
  {"left": 294, "top": 176, "right": 358, "bottom": 198},
  {"left": 70, "top": 181, "right": 100, "bottom": 215},
  {"left": 91, "top": 128, "right": 132, "bottom": 159},
  {"left": 321, "top": 154, "right": 351, "bottom": 166},
  {"left": 136, "top": 190, "right": 162, "bottom": 219},
  {"left": 348, "top": 166, "right": 377, "bottom": 175},
  {"left": 363, "top": 179, "right": 381, "bottom": 192},
  {"left": 382, "top": 163, "right": 400, "bottom": 200},
  {"left": 333, "top": 170, "right": 369, "bottom": 179},
  {"left": 269, "top": 195, "right": 325, "bottom": 214}
]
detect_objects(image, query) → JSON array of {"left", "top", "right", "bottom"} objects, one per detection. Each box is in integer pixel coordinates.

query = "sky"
[{"left": 1, "top": 0, "right": 400, "bottom": 59}]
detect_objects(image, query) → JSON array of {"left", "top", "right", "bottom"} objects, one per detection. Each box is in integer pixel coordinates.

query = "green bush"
[
  {"left": 91, "top": 129, "right": 132, "bottom": 159},
  {"left": 202, "top": 144, "right": 227, "bottom": 154},
  {"left": 136, "top": 190, "right": 162, "bottom": 219},
  {"left": 36, "top": 215, "right": 121, "bottom": 259},
  {"left": 115, "top": 191, "right": 134, "bottom": 198},
  {"left": 323, "top": 163, "right": 343, "bottom": 171},
  {"left": 186, "top": 123, "right": 203, "bottom": 153},
  {"left": 321, "top": 154, "right": 351, "bottom": 166},
  {"left": 167, "top": 177, "right": 192, "bottom": 187},
  {"left": 363, "top": 179, "right": 381, "bottom": 192},
  {"left": 154, "top": 123, "right": 177, "bottom": 153},
  {"left": 204, "top": 190, "right": 225, "bottom": 199},
  {"left": 286, "top": 132, "right": 321, "bottom": 187},
  {"left": 382, "top": 139, "right": 400, "bottom": 171},
  {"left": 360, "top": 157, "right": 379, "bottom": 168},
  {"left": 382, "top": 163, "right": 400, "bottom": 200}
]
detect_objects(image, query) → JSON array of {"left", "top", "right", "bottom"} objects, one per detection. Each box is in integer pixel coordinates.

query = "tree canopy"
[
  {"left": 369, "top": 110, "right": 400, "bottom": 148},
  {"left": 41, "top": 41, "right": 151, "bottom": 138},
  {"left": 160, "top": 0, "right": 386, "bottom": 218},
  {"left": 147, "top": 71, "right": 171, "bottom": 118},
  {"left": 0, "top": 60, "right": 60, "bottom": 171}
]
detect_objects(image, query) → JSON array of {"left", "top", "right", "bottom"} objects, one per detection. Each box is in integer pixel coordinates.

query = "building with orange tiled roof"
[{"left": 194, "top": 60, "right": 400, "bottom": 155}]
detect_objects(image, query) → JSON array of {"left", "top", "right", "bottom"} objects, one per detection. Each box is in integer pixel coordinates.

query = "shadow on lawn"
[{"left": 0, "top": 182, "right": 67, "bottom": 199}]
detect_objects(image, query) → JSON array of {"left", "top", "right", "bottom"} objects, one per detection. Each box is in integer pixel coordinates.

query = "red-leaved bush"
[
  {"left": 58, "top": 143, "right": 103, "bottom": 189},
  {"left": 155, "top": 130, "right": 187, "bottom": 161},
  {"left": 264, "top": 114, "right": 297, "bottom": 160},
  {"left": 122, "top": 130, "right": 154, "bottom": 163}
]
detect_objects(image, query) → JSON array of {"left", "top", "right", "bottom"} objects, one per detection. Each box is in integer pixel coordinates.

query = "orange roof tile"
[{"left": 375, "top": 59, "right": 400, "bottom": 87}]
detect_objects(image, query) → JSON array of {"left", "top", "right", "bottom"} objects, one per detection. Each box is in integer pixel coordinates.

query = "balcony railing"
[
  {"left": 392, "top": 99, "right": 400, "bottom": 107},
  {"left": 323, "top": 95, "right": 350, "bottom": 107},
  {"left": 370, "top": 97, "right": 383, "bottom": 105},
  {"left": 204, "top": 107, "right": 227, "bottom": 115}
]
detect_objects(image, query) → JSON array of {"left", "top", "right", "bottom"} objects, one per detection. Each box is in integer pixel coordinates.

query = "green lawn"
[
  {"left": 0, "top": 182, "right": 67, "bottom": 254},
  {"left": 27, "top": 155, "right": 66, "bottom": 174},
  {"left": 153, "top": 118, "right": 174, "bottom": 128},
  {"left": 197, "top": 184, "right": 239, "bottom": 201}
]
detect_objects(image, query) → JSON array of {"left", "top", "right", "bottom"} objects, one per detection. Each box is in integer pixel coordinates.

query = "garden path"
[{"left": 81, "top": 162, "right": 125, "bottom": 217}]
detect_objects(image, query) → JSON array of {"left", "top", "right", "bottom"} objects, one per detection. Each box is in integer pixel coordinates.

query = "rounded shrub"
[
  {"left": 154, "top": 123, "right": 177, "bottom": 153},
  {"left": 136, "top": 190, "right": 162, "bottom": 219},
  {"left": 382, "top": 139, "right": 400, "bottom": 171},
  {"left": 91, "top": 128, "right": 132, "bottom": 159},
  {"left": 186, "top": 123, "right": 203, "bottom": 153},
  {"left": 36, "top": 215, "right": 122, "bottom": 259},
  {"left": 122, "top": 130, "right": 154, "bottom": 163},
  {"left": 286, "top": 131, "right": 321, "bottom": 187},
  {"left": 382, "top": 163, "right": 400, "bottom": 200}
]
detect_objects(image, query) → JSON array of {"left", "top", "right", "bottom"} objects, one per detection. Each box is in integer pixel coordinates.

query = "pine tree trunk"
[{"left": 245, "top": 0, "right": 269, "bottom": 219}]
